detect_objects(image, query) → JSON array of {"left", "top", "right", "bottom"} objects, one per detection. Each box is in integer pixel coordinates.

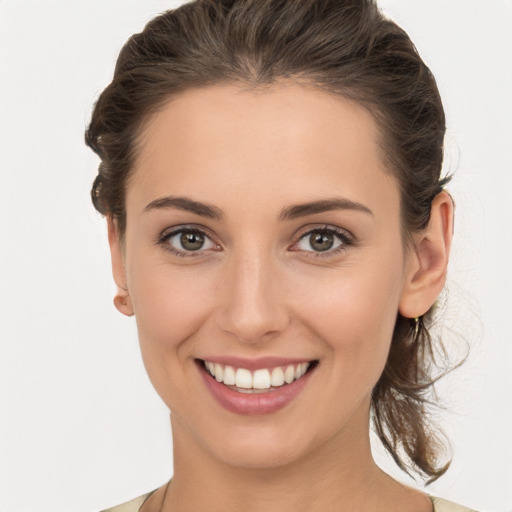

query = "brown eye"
[
  {"left": 295, "top": 228, "right": 348, "bottom": 254},
  {"left": 164, "top": 229, "right": 217, "bottom": 254},
  {"left": 180, "top": 231, "right": 205, "bottom": 251},
  {"left": 309, "top": 232, "right": 335, "bottom": 252}
]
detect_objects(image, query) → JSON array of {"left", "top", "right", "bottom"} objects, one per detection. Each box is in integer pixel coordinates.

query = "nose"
[{"left": 215, "top": 249, "right": 290, "bottom": 344}]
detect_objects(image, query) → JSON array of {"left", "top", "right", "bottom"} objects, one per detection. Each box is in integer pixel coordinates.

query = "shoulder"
[
  {"left": 100, "top": 491, "right": 155, "bottom": 512},
  {"left": 431, "top": 496, "right": 479, "bottom": 512}
]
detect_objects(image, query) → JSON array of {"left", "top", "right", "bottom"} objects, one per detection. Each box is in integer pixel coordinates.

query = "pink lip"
[
  {"left": 197, "top": 360, "right": 315, "bottom": 416},
  {"left": 198, "top": 356, "right": 312, "bottom": 371}
]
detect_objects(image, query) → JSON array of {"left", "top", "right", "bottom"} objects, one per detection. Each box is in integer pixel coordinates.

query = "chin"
[{"left": 208, "top": 433, "right": 310, "bottom": 470}]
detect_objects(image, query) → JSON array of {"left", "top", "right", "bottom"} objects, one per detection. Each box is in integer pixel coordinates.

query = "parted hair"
[{"left": 86, "top": 0, "right": 453, "bottom": 482}]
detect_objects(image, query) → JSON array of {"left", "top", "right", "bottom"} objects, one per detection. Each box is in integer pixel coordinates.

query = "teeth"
[
  {"left": 235, "top": 368, "right": 252, "bottom": 388},
  {"left": 270, "top": 367, "right": 285, "bottom": 386},
  {"left": 253, "top": 369, "right": 271, "bottom": 389},
  {"left": 284, "top": 365, "right": 295, "bottom": 384},
  {"left": 214, "top": 363, "right": 223, "bottom": 382},
  {"left": 223, "top": 365, "right": 236, "bottom": 385},
  {"left": 204, "top": 360, "right": 312, "bottom": 391},
  {"left": 293, "top": 362, "right": 309, "bottom": 379}
]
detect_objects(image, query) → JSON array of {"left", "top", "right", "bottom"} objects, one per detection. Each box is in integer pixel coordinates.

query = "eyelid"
[
  {"left": 290, "top": 225, "right": 355, "bottom": 255},
  {"left": 156, "top": 223, "right": 355, "bottom": 258},
  {"left": 157, "top": 224, "right": 221, "bottom": 256}
]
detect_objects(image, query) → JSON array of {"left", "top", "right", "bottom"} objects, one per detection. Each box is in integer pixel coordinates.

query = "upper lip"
[{"left": 196, "top": 356, "right": 316, "bottom": 371}]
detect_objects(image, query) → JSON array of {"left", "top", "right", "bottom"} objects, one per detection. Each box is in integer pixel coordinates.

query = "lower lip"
[{"left": 198, "top": 363, "right": 314, "bottom": 416}]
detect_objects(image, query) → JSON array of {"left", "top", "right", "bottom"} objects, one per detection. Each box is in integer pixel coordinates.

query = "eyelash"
[
  {"left": 157, "top": 226, "right": 219, "bottom": 258},
  {"left": 292, "top": 225, "right": 355, "bottom": 258},
  {"left": 157, "top": 225, "right": 355, "bottom": 258}
]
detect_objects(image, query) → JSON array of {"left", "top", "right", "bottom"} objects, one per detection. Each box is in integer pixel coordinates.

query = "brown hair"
[{"left": 86, "top": 0, "right": 453, "bottom": 482}]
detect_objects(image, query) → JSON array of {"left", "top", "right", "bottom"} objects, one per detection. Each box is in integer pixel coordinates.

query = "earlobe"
[
  {"left": 107, "top": 216, "right": 134, "bottom": 317},
  {"left": 399, "top": 191, "right": 454, "bottom": 319},
  {"left": 113, "top": 290, "right": 134, "bottom": 317}
]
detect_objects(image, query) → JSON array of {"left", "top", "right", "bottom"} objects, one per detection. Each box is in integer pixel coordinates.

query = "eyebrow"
[
  {"left": 143, "top": 195, "right": 373, "bottom": 221},
  {"left": 278, "top": 198, "right": 373, "bottom": 221},
  {"left": 144, "top": 196, "right": 224, "bottom": 220}
]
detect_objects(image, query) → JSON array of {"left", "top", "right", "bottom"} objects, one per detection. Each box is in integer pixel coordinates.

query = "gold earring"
[{"left": 413, "top": 316, "right": 420, "bottom": 340}]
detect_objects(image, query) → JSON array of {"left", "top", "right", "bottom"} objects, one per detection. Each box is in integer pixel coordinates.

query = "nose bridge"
[{"left": 218, "top": 244, "right": 289, "bottom": 343}]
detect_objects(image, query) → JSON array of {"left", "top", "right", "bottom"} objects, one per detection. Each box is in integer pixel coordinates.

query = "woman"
[{"left": 85, "top": 0, "right": 474, "bottom": 510}]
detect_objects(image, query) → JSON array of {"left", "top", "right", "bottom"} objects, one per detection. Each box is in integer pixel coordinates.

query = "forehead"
[{"left": 129, "top": 81, "right": 399, "bottom": 217}]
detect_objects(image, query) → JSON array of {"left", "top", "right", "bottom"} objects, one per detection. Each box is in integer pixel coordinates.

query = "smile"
[
  {"left": 198, "top": 358, "right": 317, "bottom": 415},
  {"left": 203, "top": 360, "right": 311, "bottom": 393}
]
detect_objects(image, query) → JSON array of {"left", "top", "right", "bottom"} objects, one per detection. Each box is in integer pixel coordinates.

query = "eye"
[
  {"left": 160, "top": 228, "right": 219, "bottom": 255},
  {"left": 294, "top": 227, "right": 352, "bottom": 254}
]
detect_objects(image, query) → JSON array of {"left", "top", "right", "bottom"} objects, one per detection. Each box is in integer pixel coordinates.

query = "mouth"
[
  {"left": 196, "top": 358, "right": 318, "bottom": 415},
  {"left": 200, "top": 359, "right": 315, "bottom": 393}
]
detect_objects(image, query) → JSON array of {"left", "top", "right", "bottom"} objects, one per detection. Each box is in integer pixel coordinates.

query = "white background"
[{"left": 0, "top": 1, "right": 511, "bottom": 511}]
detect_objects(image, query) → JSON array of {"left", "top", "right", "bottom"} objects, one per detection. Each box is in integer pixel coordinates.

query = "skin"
[{"left": 108, "top": 82, "right": 453, "bottom": 512}]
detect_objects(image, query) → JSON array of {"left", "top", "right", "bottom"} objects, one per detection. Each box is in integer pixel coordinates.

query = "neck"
[{"left": 159, "top": 408, "right": 425, "bottom": 512}]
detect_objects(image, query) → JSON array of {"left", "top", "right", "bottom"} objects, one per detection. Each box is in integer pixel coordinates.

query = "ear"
[
  {"left": 399, "top": 191, "right": 454, "bottom": 318},
  {"left": 107, "top": 216, "right": 134, "bottom": 317}
]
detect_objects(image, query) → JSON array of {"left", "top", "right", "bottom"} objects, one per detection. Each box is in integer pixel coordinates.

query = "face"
[{"left": 112, "top": 82, "right": 419, "bottom": 469}]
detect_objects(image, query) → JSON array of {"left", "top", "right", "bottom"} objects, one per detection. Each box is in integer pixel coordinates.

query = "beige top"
[{"left": 101, "top": 491, "right": 478, "bottom": 512}]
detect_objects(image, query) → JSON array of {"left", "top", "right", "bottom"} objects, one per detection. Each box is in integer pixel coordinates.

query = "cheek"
[
  {"left": 125, "top": 254, "right": 221, "bottom": 413},
  {"left": 125, "top": 247, "right": 220, "bottom": 395},
  {"left": 130, "top": 264, "right": 214, "bottom": 349},
  {"left": 292, "top": 257, "right": 404, "bottom": 382}
]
